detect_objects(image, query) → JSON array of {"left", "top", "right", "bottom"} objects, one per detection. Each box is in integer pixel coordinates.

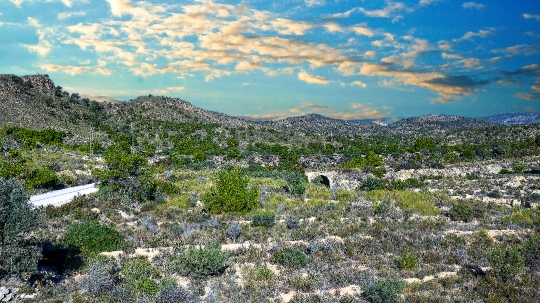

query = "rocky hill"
[
  {"left": 258, "top": 113, "right": 385, "bottom": 138},
  {"left": 480, "top": 112, "right": 540, "bottom": 125},
  {"left": 0, "top": 74, "right": 534, "bottom": 145}
]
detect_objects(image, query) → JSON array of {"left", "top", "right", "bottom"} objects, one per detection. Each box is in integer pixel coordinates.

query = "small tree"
[
  {"left": 201, "top": 168, "right": 258, "bottom": 214},
  {"left": 0, "top": 178, "right": 41, "bottom": 276},
  {"left": 448, "top": 201, "right": 474, "bottom": 222},
  {"left": 364, "top": 276, "right": 406, "bottom": 303},
  {"left": 487, "top": 247, "right": 524, "bottom": 283}
]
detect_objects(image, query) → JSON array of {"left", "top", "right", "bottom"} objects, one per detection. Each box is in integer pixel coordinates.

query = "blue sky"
[{"left": 1, "top": 0, "right": 539, "bottom": 120}]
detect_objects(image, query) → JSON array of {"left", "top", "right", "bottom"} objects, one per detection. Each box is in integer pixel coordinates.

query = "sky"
[{"left": 1, "top": 0, "right": 539, "bottom": 121}]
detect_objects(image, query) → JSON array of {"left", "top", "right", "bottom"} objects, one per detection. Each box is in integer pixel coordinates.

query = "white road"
[{"left": 29, "top": 183, "right": 98, "bottom": 208}]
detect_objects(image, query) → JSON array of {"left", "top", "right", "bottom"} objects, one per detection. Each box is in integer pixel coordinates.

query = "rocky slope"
[
  {"left": 480, "top": 112, "right": 540, "bottom": 125},
  {"left": 0, "top": 74, "right": 533, "bottom": 143}
]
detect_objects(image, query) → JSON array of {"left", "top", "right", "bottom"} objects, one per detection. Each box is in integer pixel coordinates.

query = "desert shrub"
[
  {"left": 171, "top": 240, "right": 228, "bottom": 277},
  {"left": 341, "top": 156, "right": 366, "bottom": 169},
  {"left": 448, "top": 201, "right": 474, "bottom": 222},
  {"left": 393, "top": 191, "right": 439, "bottom": 215},
  {"left": 26, "top": 167, "right": 60, "bottom": 189},
  {"left": 121, "top": 258, "right": 161, "bottom": 296},
  {"left": 364, "top": 276, "right": 406, "bottom": 303},
  {"left": 169, "top": 223, "right": 183, "bottom": 237},
  {"left": 227, "top": 223, "right": 242, "bottom": 242},
  {"left": 271, "top": 248, "right": 308, "bottom": 268},
  {"left": 468, "top": 229, "right": 494, "bottom": 264},
  {"left": 0, "top": 178, "right": 41, "bottom": 276},
  {"left": 255, "top": 266, "right": 274, "bottom": 281},
  {"left": 252, "top": 212, "right": 276, "bottom": 227},
  {"left": 360, "top": 177, "right": 383, "bottom": 191},
  {"left": 487, "top": 247, "right": 524, "bottom": 282},
  {"left": 398, "top": 247, "right": 419, "bottom": 270},
  {"left": 373, "top": 201, "right": 390, "bottom": 215},
  {"left": 512, "top": 161, "right": 527, "bottom": 174},
  {"left": 466, "top": 172, "right": 480, "bottom": 180},
  {"left": 45, "top": 193, "right": 98, "bottom": 220},
  {"left": 530, "top": 193, "right": 540, "bottom": 202},
  {"left": 521, "top": 234, "right": 540, "bottom": 269},
  {"left": 156, "top": 284, "right": 191, "bottom": 303},
  {"left": 82, "top": 256, "right": 119, "bottom": 296},
  {"left": 286, "top": 216, "right": 300, "bottom": 230},
  {"left": 487, "top": 190, "right": 503, "bottom": 198},
  {"left": 62, "top": 220, "right": 125, "bottom": 257},
  {"left": 305, "top": 183, "right": 332, "bottom": 200},
  {"left": 200, "top": 168, "right": 258, "bottom": 214}
]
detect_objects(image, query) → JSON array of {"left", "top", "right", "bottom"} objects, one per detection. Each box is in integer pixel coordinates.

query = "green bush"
[
  {"left": 398, "top": 247, "right": 419, "bottom": 270},
  {"left": 82, "top": 256, "right": 119, "bottom": 295},
  {"left": 171, "top": 240, "right": 228, "bottom": 277},
  {"left": 487, "top": 190, "right": 503, "bottom": 198},
  {"left": 271, "top": 248, "right": 308, "bottom": 268},
  {"left": 255, "top": 266, "right": 274, "bottom": 281},
  {"left": 364, "top": 276, "right": 406, "bottom": 303},
  {"left": 448, "top": 201, "right": 474, "bottom": 222},
  {"left": 200, "top": 168, "right": 258, "bottom": 214},
  {"left": 26, "top": 167, "right": 60, "bottom": 189},
  {"left": 373, "top": 201, "right": 390, "bottom": 215},
  {"left": 0, "top": 178, "right": 41, "bottom": 276},
  {"left": 252, "top": 212, "right": 276, "bottom": 227},
  {"left": 487, "top": 247, "right": 524, "bottom": 282},
  {"left": 62, "top": 220, "right": 125, "bottom": 257},
  {"left": 121, "top": 258, "right": 160, "bottom": 296},
  {"left": 360, "top": 177, "right": 383, "bottom": 191},
  {"left": 511, "top": 161, "right": 527, "bottom": 174},
  {"left": 521, "top": 234, "right": 540, "bottom": 269}
]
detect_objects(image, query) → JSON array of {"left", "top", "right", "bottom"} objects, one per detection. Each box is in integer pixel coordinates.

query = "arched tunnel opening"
[{"left": 316, "top": 175, "right": 331, "bottom": 188}]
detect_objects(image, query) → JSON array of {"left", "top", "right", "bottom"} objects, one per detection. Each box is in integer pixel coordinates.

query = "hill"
[{"left": 480, "top": 112, "right": 540, "bottom": 125}]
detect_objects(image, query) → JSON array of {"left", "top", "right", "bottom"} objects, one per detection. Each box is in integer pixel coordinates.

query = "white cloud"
[
  {"left": 523, "top": 14, "right": 540, "bottom": 21},
  {"left": 453, "top": 28, "right": 494, "bottom": 43},
  {"left": 419, "top": 0, "right": 439, "bottom": 6},
  {"left": 11, "top": 0, "right": 24, "bottom": 7},
  {"left": 27, "top": 17, "right": 39, "bottom": 27},
  {"left": 40, "top": 63, "right": 112, "bottom": 76},
  {"left": 358, "top": 2, "right": 411, "bottom": 18},
  {"left": 271, "top": 18, "right": 313, "bottom": 35},
  {"left": 105, "top": 0, "right": 133, "bottom": 17},
  {"left": 298, "top": 71, "right": 331, "bottom": 84},
  {"left": 350, "top": 26, "right": 374, "bottom": 37},
  {"left": 350, "top": 81, "right": 367, "bottom": 88},
  {"left": 442, "top": 53, "right": 462, "bottom": 59},
  {"left": 25, "top": 17, "right": 53, "bottom": 57},
  {"left": 364, "top": 51, "right": 376, "bottom": 58},
  {"left": 153, "top": 86, "right": 186, "bottom": 95},
  {"left": 493, "top": 44, "right": 540, "bottom": 56},
  {"left": 458, "top": 58, "right": 481, "bottom": 69},
  {"left": 301, "top": 102, "right": 332, "bottom": 110},
  {"left": 463, "top": 2, "right": 485, "bottom": 10},
  {"left": 328, "top": 8, "right": 358, "bottom": 19},
  {"left": 58, "top": 11, "right": 86, "bottom": 20},
  {"left": 305, "top": 0, "right": 324, "bottom": 7}
]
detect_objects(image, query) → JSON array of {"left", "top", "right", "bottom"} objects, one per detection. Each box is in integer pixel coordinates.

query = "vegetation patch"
[{"left": 62, "top": 220, "right": 125, "bottom": 257}]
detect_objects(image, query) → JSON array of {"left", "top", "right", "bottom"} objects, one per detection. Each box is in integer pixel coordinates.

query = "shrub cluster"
[
  {"left": 271, "top": 248, "right": 309, "bottom": 268},
  {"left": 0, "top": 178, "right": 41, "bottom": 276},
  {"left": 62, "top": 220, "right": 125, "bottom": 257},
  {"left": 252, "top": 212, "right": 276, "bottom": 227},
  {"left": 364, "top": 276, "right": 406, "bottom": 303},
  {"left": 171, "top": 240, "right": 228, "bottom": 277},
  {"left": 448, "top": 201, "right": 474, "bottom": 222},
  {"left": 201, "top": 167, "right": 258, "bottom": 214}
]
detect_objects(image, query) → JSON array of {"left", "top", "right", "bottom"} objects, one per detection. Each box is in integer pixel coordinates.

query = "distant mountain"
[
  {"left": 0, "top": 74, "right": 532, "bottom": 145},
  {"left": 479, "top": 112, "right": 540, "bottom": 125},
  {"left": 257, "top": 113, "right": 385, "bottom": 137}
]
